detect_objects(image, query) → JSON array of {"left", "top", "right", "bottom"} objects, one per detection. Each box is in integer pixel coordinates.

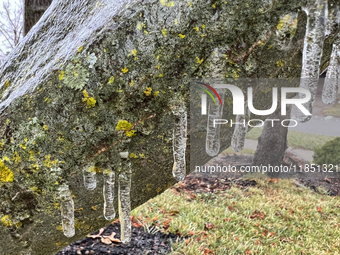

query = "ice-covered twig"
[
  {"left": 171, "top": 100, "right": 187, "bottom": 181},
  {"left": 231, "top": 100, "right": 250, "bottom": 152},
  {"left": 206, "top": 88, "right": 225, "bottom": 156},
  {"left": 322, "top": 38, "right": 340, "bottom": 104},
  {"left": 297, "top": 0, "right": 327, "bottom": 122},
  {"left": 118, "top": 152, "right": 132, "bottom": 244},
  {"left": 83, "top": 163, "right": 97, "bottom": 190},
  {"left": 59, "top": 184, "right": 75, "bottom": 238},
  {"left": 103, "top": 166, "right": 116, "bottom": 221}
]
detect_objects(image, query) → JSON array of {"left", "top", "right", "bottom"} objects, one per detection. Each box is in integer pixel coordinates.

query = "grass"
[
  {"left": 246, "top": 128, "right": 335, "bottom": 151},
  {"left": 221, "top": 147, "right": 255, "bottom": 155},
  {"left": 323, "top": 103, "right": 340, "bottom": 117},
  {"left": 132, "top": 179, "right": 340, "bottom": 254}
]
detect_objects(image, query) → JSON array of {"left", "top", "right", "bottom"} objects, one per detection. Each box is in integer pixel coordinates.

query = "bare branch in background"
[{"left": 0, "top": 0, "right": 24, "bottom": 60}]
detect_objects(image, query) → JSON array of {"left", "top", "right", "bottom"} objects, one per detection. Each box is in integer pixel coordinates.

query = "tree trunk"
[
  {"left": 252, "top": 106, "right": 292, "bottom": 178},
  {"left": 24, "top": 0, "right": 52, "bottom": 35}
]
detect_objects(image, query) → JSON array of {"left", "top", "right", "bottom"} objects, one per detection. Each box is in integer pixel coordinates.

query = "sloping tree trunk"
[{"left": 0, "top": 0, "right": 338, "bottom": 254}]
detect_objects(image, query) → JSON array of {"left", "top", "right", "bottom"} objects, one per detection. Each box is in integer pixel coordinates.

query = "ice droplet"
[
  {"left": 297, "top": 0, "right": 327, "bottom": 122},
  {"left": 172, "top": 102, "right": 187, "bottom": 182},
  {"left": 231, "top": 101, "right": 250, "bottom": 152},
  {"left": 83, "top": 163, "right": 97, "bottom": 190},
  {"left": 322, "top": 40, "right": 340, "bottom": 104},
  {"left": 59, "top": 184, "right": 75, "bottom": 238},
  {"left": 103, "top": 167, "right": 116, "bottom": 221},
  {"left": 205, "top": 88, "right": 225, "bottom": 156},
  {"left": 118, "top": 152, "right": 131, "bottom": 244}
]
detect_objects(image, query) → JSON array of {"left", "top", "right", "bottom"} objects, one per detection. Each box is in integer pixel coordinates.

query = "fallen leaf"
[
  {"left": 228, "top": 206, "right": 233, "bottom": 211},
  {"left": 102, "top": 232, "right": 122, "bottom": 243},
  {"left": 317, "top": 206, "right": 322, "bottom": 212},
  {"left": 100, "top": 237, "right": 112, "bottom": 244},
  {"left": 151, "top": 216, "right": 159, "bottom": 221},
  {"left": 204, "top": 223, "right": 214, "bottom": 230},
  {"left": 188, "top": 231, "right": 195, "bottom": 236},
  {"left": 168, "top": 210, "right": 180, "bottom": 215},
  {"left": 163, "top": 219, "right": 171, "bottom": 229},
  {"left": 87, "top": 228, "right": 104, "bottom": 239}
]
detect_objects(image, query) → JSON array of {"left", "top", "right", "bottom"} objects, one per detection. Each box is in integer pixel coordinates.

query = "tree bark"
[
  {"left": 252, "top": 106, "right": 292, "bottom": 178},
  {"left": 0, "top": 0, "right": 338, "bottom": 254},
  {"left": 24, "top": 0, "right": 52, "bottom": 35}
]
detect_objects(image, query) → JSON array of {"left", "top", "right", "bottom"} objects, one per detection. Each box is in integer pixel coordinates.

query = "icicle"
[
  {"left": 83, "top": 163, "right": 97, "bottom": 190},
  {"left": 322, "top": 39, "right": 340, "bottom": 104},
  {"left": 205, "top": 88, "right": 225, "bottom": 156},
  {"left": 231, "top": 100, "right": 250, "bottom": 152},
  {"left": 118, "top": 152, "right": 131, "bottom": 244},
  {"left": 172, "top": 101, "right": 187, "bottom": 182},
  {"left": 59, "top": 184, "right": 75, "bottom": 238},
  {"left": 103, "top": 166, "right": 116, "bottom": 221},
  {"left": 297, "top": 0, "right": 327, "bottom": 122}
]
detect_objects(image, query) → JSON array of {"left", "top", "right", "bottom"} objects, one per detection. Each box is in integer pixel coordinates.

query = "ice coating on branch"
[
  {"left": 83, "top": 163, "right": 97, "bottom": 190},
  {"left": 103, "top": 167, "right": 116, "bottom": 221},
  {"left": 118, "top": 153, "right": 131, "bottom": 243},
  {"left": 0, "top": 0, "right": 132, "bottom": 113},
  {"left": 171, "top": 101, "right": 187, "bottom": 182},
  {"left": 322, "top": 40, "right": 340, "bottom": 104},
  {"left": 231, "top": 101, "right": 250, "bottom": 152},
  {"left": 296, "top": 0, "right": 327, "bottom": 122},
  {"left": 206, "top": 88, "right": 225, "bottom": 157},
  {"left": 59, "top": 184, "right": 75, "bottom": 238}
]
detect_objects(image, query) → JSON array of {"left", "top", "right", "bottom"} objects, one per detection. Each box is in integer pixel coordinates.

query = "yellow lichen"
[
  {"left": 43, "top": 125, "right": 48, "bottom": 130},
  {"left": 82, "top": 89, "right": 96, "bottom": 108},
  {"left": 13, "top": 151, "right": 22, "bottom": 165},
  {"left": 0, "top": 160, "right": 14, "bottom": 183},
  {"left": 130, "top": 49, "right": 137, "bottom": 56},
  {"left": 178, "top": 34, "right": 185, "bottom": 39},
  {"left": 144, "top": 87, "right": 152, "bottom": 96},
  {"left": 154, "top": 91, "right": 160, "bottom": 97},
  {"left": 196, "top": 57, "right": 204, "bottom": 64},
  {"left": 276, "top": 60, "right": 284, "bottom": 67},
  {"left": 129, "top": 153, "right": 139, "bottom": 158},
  {"left": 122, "top": 67, "right": 129, "bottom": 73},
  {"left": 1, "top": 215, "right": 12, "bottom": 227},
  {"left": 108, "top": 76, "right": 115, "bottom": 84},
  {"left": 116, "top": 120, "right": 136, "bottom": 137},
  {"left": 59, "top": 71, "right": 65, "bottom": 81},
  {"left": 162, "top": 29, "right": 167, "bottom": 37},
  {"left": 77, "top": 46, "right": 83, "bottom": 52}
]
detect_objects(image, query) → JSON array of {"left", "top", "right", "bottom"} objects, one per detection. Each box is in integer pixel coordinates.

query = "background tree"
[{"left": 0, "top": 0, "right": 24, "bottom": 59}]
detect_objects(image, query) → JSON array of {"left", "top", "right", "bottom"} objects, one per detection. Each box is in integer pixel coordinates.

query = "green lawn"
[
  {"left": 132, "top": 179, "right": 340, "bottom": 255},
  {"left": 323, "top": 103, "right": 340, "bottom": 117},
  {"left": 246, "top": 128, "right": 335, "bottom": 151}
]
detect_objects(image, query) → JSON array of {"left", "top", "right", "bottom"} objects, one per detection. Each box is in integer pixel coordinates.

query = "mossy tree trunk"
[{"left": 0, "top": 0, "right": 338, "bottom": 254}]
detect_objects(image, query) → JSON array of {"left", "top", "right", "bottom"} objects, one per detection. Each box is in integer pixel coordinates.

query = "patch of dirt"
[
  {"left": 297, "top": 178, "right": 340, "bottom": 196},
  {"left": 56, "top": 221, "right": 183, "bottom": 255},
  {"left": 173, "top": 176, "right": 257, "bottom": 194}
]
